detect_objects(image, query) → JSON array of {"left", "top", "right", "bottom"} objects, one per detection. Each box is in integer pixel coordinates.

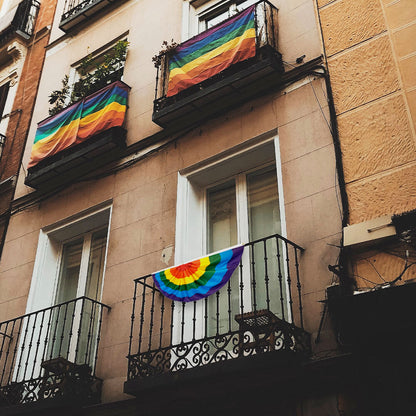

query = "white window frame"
[
  {"left": 174, "top": 133, "right": 288, "bottom": 344},
  {"left": 25, "top": 203, "right": 112, "bottom": 315},
  {"left": 13, "top": 204, "right": 112, "bottom": 382},
  {"left": 67, "top": 35, "right": 128, "bottom": 105},
  {"left": 175, "top": 133, "right": 286, "bottom": 263},
  {"left": 182, "top": 0, "right": 258, "bottom": 40}
]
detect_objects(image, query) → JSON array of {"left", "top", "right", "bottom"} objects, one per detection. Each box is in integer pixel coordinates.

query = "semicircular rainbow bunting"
[
  {"left": 166, "top": 5, "right": 256, "bottom": 97},
  {"left": 28, "top": 80, "right": 130, "bottom": 169},
  {"left": 152, "top": 246, "right": 244, "bottom": 302}
]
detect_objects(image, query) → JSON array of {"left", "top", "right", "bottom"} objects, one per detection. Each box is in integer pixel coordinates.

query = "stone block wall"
[{"left": 317, "top": 0, "right": 416, "bottom": 225}]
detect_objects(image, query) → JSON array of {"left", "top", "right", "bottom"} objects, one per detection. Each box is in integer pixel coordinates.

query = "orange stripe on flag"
[{"left": 167, "top": 37, "right": 255, "bottom": 97}]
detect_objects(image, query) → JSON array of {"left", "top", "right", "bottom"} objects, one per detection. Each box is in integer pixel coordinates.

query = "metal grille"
[
  {"left": 61, "top": 0, "right": 116, "bottom": 22},
  {"left": 12, "top": 0, "right": 40, "bottom": 37},
  {"left": 127, "top": 234, "right": 311, "bottom": 381},
  {"left": 153, "top": 0, "right": 279, "bottom": 107},
  {"left": 0, "top": 297, "right": 110, "bottom": 406},
  {"left": 0, "top": 0, "right": 39, "bottom": 45}
]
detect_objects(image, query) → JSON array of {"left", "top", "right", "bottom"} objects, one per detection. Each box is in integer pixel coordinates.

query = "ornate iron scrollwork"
[
  {"left": 0, "top": 365, "right": 102, "bottom": 407},
  {"left": 128, "top": 318, "right": 310, "bottom": 380}
]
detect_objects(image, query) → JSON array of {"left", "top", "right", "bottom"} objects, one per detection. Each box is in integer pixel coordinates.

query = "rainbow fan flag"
[
  {"left": 166, "top": 5, "right": 256, "bottom": 97},
  {"left": 28, "top": 80, "right": 130, "bottom": 169},
  {"left": 153, "top": 246, "right": 244, "bottom": 302}
]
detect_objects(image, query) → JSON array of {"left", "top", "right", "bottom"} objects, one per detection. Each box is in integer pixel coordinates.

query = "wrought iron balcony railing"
[
  {"left": 125, "top": 234, "right": 311, "bottom": 392},
  {"left": 0, "top": 297, "right": 110, "bottom": 408},
  {"left": 60, "top": 0, "right": 127, "bottom": 32},
  {"left": 152, "top": 0, "right": 283, "bottom": 128},
  {"left": 0, "top": 0, "right": 40, "bottom": 45}
]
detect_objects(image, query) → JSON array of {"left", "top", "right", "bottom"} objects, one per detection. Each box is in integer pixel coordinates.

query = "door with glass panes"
[
  {"left": 206, "top": 165, "right": 287, "bottom": 336},
  {"left": 48, "top": 228, "right": 107, "bottom": 367}
]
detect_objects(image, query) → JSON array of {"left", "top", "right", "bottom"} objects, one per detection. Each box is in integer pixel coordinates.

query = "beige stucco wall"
[
  {"left": 317, "top": 0, "right": 416, "bottom": 225},
  {"left": 0, "top": 0, "right": 343, "bottom": 404}
]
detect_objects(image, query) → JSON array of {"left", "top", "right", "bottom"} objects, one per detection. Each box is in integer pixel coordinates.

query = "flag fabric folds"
[
  {"left": 28, "top": 81, "right": 130, "bottom": 169},
  {"left": 152, "top": 246, "right": 244, "bottom": 302},
  {"left": 166, "top": 5, "right": 256, "bottom": 97}
]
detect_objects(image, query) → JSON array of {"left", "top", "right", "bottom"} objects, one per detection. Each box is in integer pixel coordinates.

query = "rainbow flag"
[
  {"left": 166, "top": 5, "right": 256, "bottom": 97},
  {"left": 153, "top": 246, "right": 244, "bottom": 302},
  {"left": 28, "top": 81, "right": 130, "bottom": 169}
]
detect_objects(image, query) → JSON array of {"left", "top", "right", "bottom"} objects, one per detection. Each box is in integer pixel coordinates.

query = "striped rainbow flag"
[
  {"left": 153, "top": 246, "right": 244, "bottom": 302},
  {"left": 28, "top": 81, "right": 130, "bottom": 169},
  {"left": 167, "top": 5, "right": 256, "bottom": 97}
]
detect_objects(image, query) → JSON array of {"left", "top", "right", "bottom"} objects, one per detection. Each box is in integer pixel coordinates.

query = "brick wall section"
[
  {"left": 317, "top": 0, "right": 416, "bottom": 224},
  {"left": 0, "top": 1, "right": 57, "bottom": 182},
  {"left": 0, "top": 0, "right": 58, "bottom": 257}
]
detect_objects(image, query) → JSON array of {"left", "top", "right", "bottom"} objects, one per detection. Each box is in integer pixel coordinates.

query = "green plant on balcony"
[
  {"left": 48, "top": 40, "right": 129, "bottom": 116},
  {"left": 152, "top": 39, "right": 178, "bottom": 68}
]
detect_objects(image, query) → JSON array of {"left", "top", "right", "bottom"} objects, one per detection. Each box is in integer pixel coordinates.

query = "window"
[
  {"left": 55, "top": 228, "right": 107, "bottom": 305},
  {"left": 174, "top": 135, "right": 288, "bottom": 343},
  {"left": 4, "top": 206, "right": 111, "bottom": 388},
  {"left": 205, "top": 165, "right": 282, "bottom": 334},
  {"left": 0, "top": 81, "right": 10, "bottom": 141},
  {"left": 185, "top": 0, "right": 258, "bottom": 37},
  {"left": 25, "top": 205, "right": 111, "bottom": 368},
  {"left": 49, "top": 227, "right": 107, "bottom": 365},
  {"left": 0, "top": 133, "right": 5, "bottom": 160},
  {"left": 68, "top": 38, "right": 128, "bottom": 104},
  {"left": 198, "top": 0, "right": 258, "bottom": 31},
  {"left": 0, "top": 81, "right": 11, "bottom": 160},
  {"left": 28, "top": 206, "right": 111, "bottom": 309},
  {"left": 0, "top": 82, "right": 10, "bottom": 120}
]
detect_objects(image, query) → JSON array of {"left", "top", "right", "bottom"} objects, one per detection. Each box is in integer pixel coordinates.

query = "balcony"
[
  {"left": 152, "top": 1, "right": 283, "bottom": 129},
  {"left": 125, "top": 234, "right": 311, "bottom": 395},
  {"left": 25, "top": 80, "right": 130, "bottom": 190},
  {"left": 59, "top": 0, "right": 127, "bottom": 33},
  {"left": 0, "top": 0, "right": 39, "bottom": 46},
  {"left": 0, "top": 297, "right": 110, "bottom": 411}
]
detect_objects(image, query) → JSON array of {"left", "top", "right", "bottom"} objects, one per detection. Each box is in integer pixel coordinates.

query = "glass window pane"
[
  {"left": 85, "top": 228, "right": 107, "bottom": 300},
  {"left": 207, "top": 181, "right": 239, "bottom": 336},
  {"left": 56, "top": 238, "right": 83, "bottom": 304},
  {"left": 207, "top": 180, "right": 237, "bottom": 252},
  {"left": 247, "top": 167, "right": 280, "bottom": 240},
  {"left": 51, "top": 238, "right": 82, "bottom": 362},
  {"left": 247, "top": 167, "right": 285, "bottom": 316},
  {"left": 205, "top": 8, "right": 230, "bottom": 28}
]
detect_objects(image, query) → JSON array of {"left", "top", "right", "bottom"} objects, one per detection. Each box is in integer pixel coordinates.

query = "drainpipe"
[{"left": 308, "top": 65, "right": 353, "bottom": 290}]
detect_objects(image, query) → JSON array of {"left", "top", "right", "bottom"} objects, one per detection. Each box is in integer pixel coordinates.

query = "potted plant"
[{"left": 48, "top": 40, "right": 129, "bottom": 116}]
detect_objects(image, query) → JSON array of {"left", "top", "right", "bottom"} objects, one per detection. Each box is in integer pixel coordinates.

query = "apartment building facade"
[{"left": 0, "top": 0, "right": 413, "bottom": 415}]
